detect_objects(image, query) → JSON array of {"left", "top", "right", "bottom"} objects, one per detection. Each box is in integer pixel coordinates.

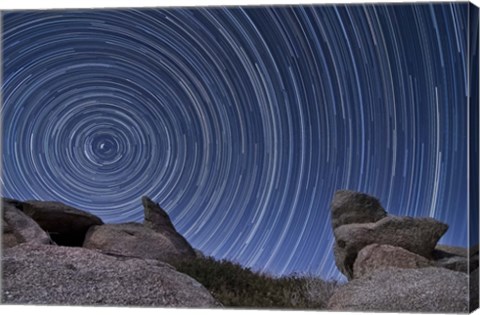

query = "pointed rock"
[
  {"left": 142, "top": 196, "right": 195, "bottom": 259},
  {"left": 142, "top": 196, "right": 176, "bottom": 232}
]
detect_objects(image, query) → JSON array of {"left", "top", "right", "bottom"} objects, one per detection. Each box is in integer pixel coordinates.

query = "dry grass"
[{"left": 171, "top": 256, "right": 338, "bottom": 309}]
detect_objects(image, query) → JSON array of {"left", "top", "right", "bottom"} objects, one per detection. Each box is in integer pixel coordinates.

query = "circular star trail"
[{"left": 2, "top": 3, "right": 473, "bottom": 280}]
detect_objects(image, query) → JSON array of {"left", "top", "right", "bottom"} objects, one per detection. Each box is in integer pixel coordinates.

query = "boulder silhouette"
[{"left": 2, "top": 243, "right": 220, "bottom": 307}]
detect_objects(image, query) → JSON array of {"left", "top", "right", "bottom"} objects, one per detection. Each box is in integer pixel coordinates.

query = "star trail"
[{"left": 1, "top": 3, "right": 476, "bottom": 280}]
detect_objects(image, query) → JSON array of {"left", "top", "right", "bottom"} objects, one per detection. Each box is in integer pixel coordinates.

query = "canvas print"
[{"left": 1, "top": 1, "right": 479, "bottom": 313}]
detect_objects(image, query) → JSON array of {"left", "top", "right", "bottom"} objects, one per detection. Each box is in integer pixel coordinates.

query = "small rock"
[
  {"left": 331, "top": 190, "right": 387, "bottom": 230},
  {"left": 353, "top": 244, "right": 433, "bottom": 278}
]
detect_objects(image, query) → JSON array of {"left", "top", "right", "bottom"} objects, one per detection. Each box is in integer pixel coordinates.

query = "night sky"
[{"left": 2, "top": 3, "right": 477, "bottom": 281}]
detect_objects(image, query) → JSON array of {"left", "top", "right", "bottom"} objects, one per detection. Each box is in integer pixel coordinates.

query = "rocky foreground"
[
  {"left": 1, "top": 191, "right": 479, "bottom": 312},
  {"left": 2, "top": 196, "right": 219, "bottom": 307},
  {"left": 329, "top": 190, "right": 478, "bottom": 312}
]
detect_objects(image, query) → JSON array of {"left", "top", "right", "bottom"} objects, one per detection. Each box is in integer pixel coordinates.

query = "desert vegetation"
[{"left": 172, "top": 255, "right": 338, "bottom": 309}]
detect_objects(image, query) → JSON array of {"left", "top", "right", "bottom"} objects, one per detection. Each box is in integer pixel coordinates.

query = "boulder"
[
  {"left": 142, "top": 196, "right": 195, "bottom": 258},
  {"left": 353, "top": 244, "right": 433, "bottom": 278},
  {"left": 331, "top": 190, "right": 387, "bottom": 229},
  {"left": 2, "top": 203, "right": 53, "bottom": 248},
  {"left": 1, "top": 243, "right": 220, "bottom": 307},
  {"left": 83, "top": 223, "right": 190, "bottom": 262},
  {"left": 21, "top": 200, "right": 103, "bottom": 246},
  {"left": 333, "top": 216, "right": 448, "bottom": 279},
  {"left": 328, "top": 267, "right": 468, "bottom": 312}
]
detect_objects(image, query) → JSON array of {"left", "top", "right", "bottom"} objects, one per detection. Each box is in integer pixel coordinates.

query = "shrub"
[{"left": 171, "top": 256, "right": 337, "bottom": 309}]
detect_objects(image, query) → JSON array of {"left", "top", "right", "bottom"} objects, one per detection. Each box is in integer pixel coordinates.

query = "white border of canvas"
[{"left": 0, "top": 1, "right": 477, "bottom": 315}]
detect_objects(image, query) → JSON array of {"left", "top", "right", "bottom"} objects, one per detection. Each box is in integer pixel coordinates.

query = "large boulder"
[
  {"left": 142, "top": 196, "right": 195, "bottom": 258},
  {"left": 333, "top": 216, "right": 448, "bottom": 279},
  {"left": 21, "top": 200, "right": 103, "bottom": 246},
  {"left": 1, "top": 243, "right": 220, "bottom": 307},
  {"left": 83, "top": 223, "right": 190, "bottom": 262},
  {"left": 331, "top": 190, "right": 387, "bottom": 229},
  {"left": 328, "top": 267, "right": 468, "bottom": 312},
  {"left": 353, "top": 244, "right": 433, "bottom": 278},
  {"left": 2, "top": 203, "right": 53, "bottom": 248}
]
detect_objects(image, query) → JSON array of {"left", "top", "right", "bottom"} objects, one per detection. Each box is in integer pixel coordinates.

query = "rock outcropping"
[
  {"left": 3, "top": 198, "right": 104, "bottom": 246},
  {"left": 333, "top": 215, "right": 447, "bottom": 278},
  {"left": 83, "top": 196, "right": 195, "bottom": 262},
  {"left": 142, "top": 196, "right": 196, "bottom": 258},
  {"left": 327, "top": 190, "right": 476, "bottom": 313},
  {"left": 2, "top": 196, "right": 218, "bottom": 307}
]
